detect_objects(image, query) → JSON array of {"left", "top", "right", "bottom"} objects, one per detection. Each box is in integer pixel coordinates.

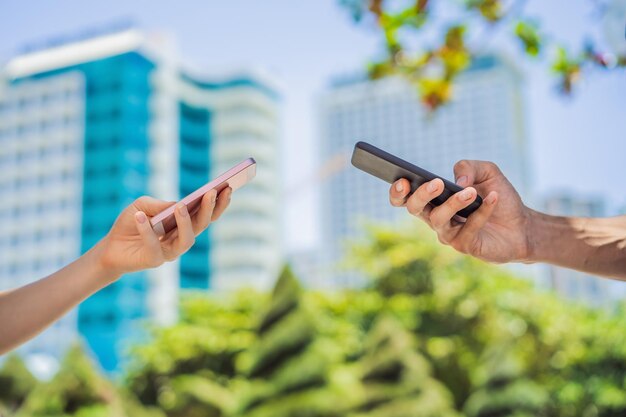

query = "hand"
[
  {"left": 95, "top": 188, "right": 232, "bottom": 281},
  {"left": 389, "top": 160, "right": 532, "bottom": 264}
]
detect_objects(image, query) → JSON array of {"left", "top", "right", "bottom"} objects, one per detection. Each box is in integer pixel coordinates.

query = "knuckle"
[
  {"left": 199, "top": 218, "right": 211, "bottom": 230},
  {"left": 416, "top": 184, "right": 432, "bottom": 200},
  {"left": 484, "top": 161, "right": 500, "bottom": 173},
  {"left": 452, "top": 194, "right": 466, "bottom": 207},
  {"left": 183, "top": 235, "right": 195, "bottom": 250},
  {"left": 430, "top": 215, "right": 447, "bottom": 230},
  {"left": 389, "top": 195, "right": 401, "bottom": 207},
  {"left": 450, "top": 238, "right": 468, "bottom": 254},
  {"left": 454, "top": 159, "right": 470, "bottom": 172},
  {"left": 463, "top": 236, "right": 481, "bottom": 256},
  {"left": 406, "top": 201, "right": 423, "bottom": 216},
  {"left": 135, "top": 195, "right": 150, "bottom": 205},
  {"left": 197, "top": 221, "right": 210, "bottom": 233}
]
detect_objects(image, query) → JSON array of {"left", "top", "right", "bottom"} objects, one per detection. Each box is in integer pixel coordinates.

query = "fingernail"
[
  {"left": 395, "top": 182, "right": 403, "bottom": 192},
  {"left": 427, "top": 181, "right": 438, "bottom": 192},
  {"left": 209, "top": 190, "right": 217, "bottom": 203},
  {"left": 487, "top": 192, "right": 497, "bottom": 204},
  {"left": 135, "top": 212, "right": 147, "bottom": 224},
  {"left": 178, "top": 204, "right": 188, "bottom": 217},
  {"left": 460, "top": 189, "right": 474, "bottom": 200},
  {"left": 456, "top": 176, "right": 468, "bottom": 186}
]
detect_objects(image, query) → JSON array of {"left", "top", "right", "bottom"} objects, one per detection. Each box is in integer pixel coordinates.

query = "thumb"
[
  {"left": 132, "top": 196, "right": 176, "bottom": 217},
  {"left": 453, "top": 160, "right": 501, "bottom": 187},
  {"left": 134, "top": 211, "right": 164, "bottom": 266}
]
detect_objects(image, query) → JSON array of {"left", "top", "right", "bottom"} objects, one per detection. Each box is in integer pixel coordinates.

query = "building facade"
[
  {"left": 316, "top": 55, "right": 530, "bottom": 287},
  {"left": 0, "top": 29, "right": 281, "bottom": 371}
]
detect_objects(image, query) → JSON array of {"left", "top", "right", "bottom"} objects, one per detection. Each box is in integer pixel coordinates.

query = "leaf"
[
  {"left": 551, "top": 47, "right": 581, "bottom": 94},
  {"left": 467, "top": 0, "right": 503, "bottom": 22},
  {"left": 514, "top": 20, "right": 542, "bottom": 57}
]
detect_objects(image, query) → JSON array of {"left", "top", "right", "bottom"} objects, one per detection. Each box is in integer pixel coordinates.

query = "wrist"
[
  {"left": 523, "top": 209, "right": 570, "bottom": 265},
  {"left": 87, "top": 238, "right": 123, "bottom": 286},
  {"left": 522, "top": 209, "right": 542, "bottom": 264}
]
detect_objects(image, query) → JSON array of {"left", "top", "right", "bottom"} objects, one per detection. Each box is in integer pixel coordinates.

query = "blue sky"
[{"left": 1, "top": 0, "right": 625, "bottom": 249}]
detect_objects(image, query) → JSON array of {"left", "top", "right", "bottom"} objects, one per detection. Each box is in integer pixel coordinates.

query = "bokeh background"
[{"left": 1, "top": 1, "right": 626, "bottom": 416}]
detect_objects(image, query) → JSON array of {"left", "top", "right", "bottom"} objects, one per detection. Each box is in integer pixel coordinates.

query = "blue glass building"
[
  {"left": 0, "top": 28, "right": 282, "bottom": 371},
  {"left": 178, "top": 102, "right": 211, "bottom": 289}
]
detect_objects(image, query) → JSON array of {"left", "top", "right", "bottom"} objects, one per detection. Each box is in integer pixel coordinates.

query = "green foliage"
[
  {"left": 229, "top": 265, "right": 345, "bottom": 417},
  {"left": 348, "top": 223, "right": 626, "bottom": 416},
  {"left": 552, "top": 47, "right": 582, "bottom": 94},
  {"left": 514, "top": 20, "right": 542, "bottom": 57},
  {"left": 124, "top": 223, "right": 626, "bottom": 416},
  {"left": 340, "top": 0, "right": 626, "bottom": 110},
  {"left": 5, "top": 224, "right": 626, "bottom": 416},
  {"left": 0, "top": 354, "right": 37, "bottom": 413},
  {"left": 124, "top": 289, "right": 261, "bottom": 416},
  {"left": 348, "top": 316, "right": 458, "bottom": 417},
  {"left": 467, "top": 0, "right": 502, "bottom": 22},
  {"left": 16, "top": 344, "right": 129, "bottom": 417}
]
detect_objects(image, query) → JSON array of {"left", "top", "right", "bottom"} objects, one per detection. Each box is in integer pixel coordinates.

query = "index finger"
[
  {"left": 191, "top": 189, "right": 218, "bottom": 235},
  {"left": 211, "top": 187, "right": 232, "bottom": 221},
  {"left": 389, "top": 178, "right": 411, "bottom": 207}
]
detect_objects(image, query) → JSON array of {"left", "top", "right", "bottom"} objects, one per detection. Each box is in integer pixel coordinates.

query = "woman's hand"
[
  {"left": 0, "top": 188, "right": 232, "bottom": 354},
  {"left": 389, "top": 160, "right": 532, "bottom": 264},
  {"left": 96, "top": 188, "right": 232, "bottom": 281}
]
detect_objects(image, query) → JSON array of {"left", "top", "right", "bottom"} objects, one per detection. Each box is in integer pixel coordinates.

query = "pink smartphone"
[{"left": 150, "top": 158, "right": 256, "bottom": 237}]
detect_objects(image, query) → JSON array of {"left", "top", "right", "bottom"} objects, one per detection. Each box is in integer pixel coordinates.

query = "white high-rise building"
[
  {"left": 0, "top": 71, "right": 86, "bottom": 368},
  {"left": 0, "top": 27, "right": 282, "bottom": 371},
  {"left": 603, "top": 0, "right": 626, "bottom": 56},
  {"left": 317, "top": 55, "right": 530, "bottom": 286}
]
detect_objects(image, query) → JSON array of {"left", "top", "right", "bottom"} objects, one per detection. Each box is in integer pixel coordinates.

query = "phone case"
[{"left": 351, "top": 141, "right": 482, "bottom": 218}]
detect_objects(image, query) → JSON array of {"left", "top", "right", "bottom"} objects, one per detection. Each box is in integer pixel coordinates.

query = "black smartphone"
[{"left": 351, "top": 141, "right": 482, "bottom": 218}]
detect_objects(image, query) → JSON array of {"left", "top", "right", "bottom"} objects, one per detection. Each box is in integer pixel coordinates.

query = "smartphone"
[
  {"left": 351, "top": 141, "right": 482, "bottom": 218},
  {"left": 150, "top": 158, "right": 256, "bottom": 237}
]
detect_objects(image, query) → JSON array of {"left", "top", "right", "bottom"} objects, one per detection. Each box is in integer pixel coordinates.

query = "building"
[
  {"left": 603, "top": 0, "right": 626, "bottom": 56},
  {"left": 287, "top": 248, "right": 330, "bottom": 289},
  {"left": 315, "top": 55, "right": 530, "bottom": 287},
  {"left": 0, "top": 28, "right": 281, "bottom": 371},
  {"left": 541, "top": 192, "right": 622, "bottom": 307}
]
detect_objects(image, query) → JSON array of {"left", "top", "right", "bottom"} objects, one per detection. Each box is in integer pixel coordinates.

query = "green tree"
[
  {"left": 119, "top": 223, "right": 626, "bottom": 416},
  {"left": 339, "top": 0, "right": 626, "bottom": 110},
  {"left": 16, "top": 344, "right": 127, "bottom": 417},
  {"left": 349, "top": 223, "right": 626, "bottom": 416},
  {"left": 125, "top": 289, "right": 261, "bottom": 416},
  {"left": 0, "top": 354, "right": 37, "bottom": 414},
  {"left": 348, "top": 316, "right": 458, "bottom": 417},
  {"left": 233, "top": 265, "right": 345, "bottom": 417}
]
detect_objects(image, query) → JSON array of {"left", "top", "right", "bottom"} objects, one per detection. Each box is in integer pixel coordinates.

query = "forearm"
[
  {"left": 0, "top": 241, "right": 119, "bottom": 354},
  {"left": 527, "top": 210, "right": 626, "bottom": 280}
]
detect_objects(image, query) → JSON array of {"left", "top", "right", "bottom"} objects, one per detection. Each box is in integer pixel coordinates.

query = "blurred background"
[{"left": 1, "top": 1, "right": 626, "bottom": 416}]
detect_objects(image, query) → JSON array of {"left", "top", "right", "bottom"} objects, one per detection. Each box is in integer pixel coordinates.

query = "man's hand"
[
  {"left": 389, "top": 160, "right": 532, "bottom": 264},
  {"left": 96, "top": 188, "right": 232, "bottom": 281}
]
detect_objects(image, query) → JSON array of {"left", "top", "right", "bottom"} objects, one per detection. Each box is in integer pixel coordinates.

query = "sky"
[{"left": 1, "top": 0, "right": 625, "bottom": 251}]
